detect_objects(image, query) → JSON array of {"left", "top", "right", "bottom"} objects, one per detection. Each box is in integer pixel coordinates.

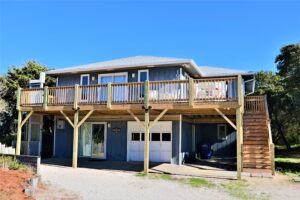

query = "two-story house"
[{"left": 15, "top": 56, "right": 274, "bottom": 179}]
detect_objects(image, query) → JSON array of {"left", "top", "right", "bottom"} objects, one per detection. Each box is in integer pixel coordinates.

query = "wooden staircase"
[{"left": 242, "top": 96, "right": 275, "bottom": 174}]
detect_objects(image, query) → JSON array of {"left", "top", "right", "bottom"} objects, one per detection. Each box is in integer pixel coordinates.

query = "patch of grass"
[
  {"left": 275, "top": 144, "right": 300, "bottom": 178},
  {"left": 159, "top": 174, "right": 172, "bottom": 181},
  {"left": 187, "top": 178, "right": 215, "bottom": 188},
  {"left": 135, "top": 172, "right": 147, "bottom": 177},
  {"left": 221, "top": 180, "right": 254, "bottom": 200}
]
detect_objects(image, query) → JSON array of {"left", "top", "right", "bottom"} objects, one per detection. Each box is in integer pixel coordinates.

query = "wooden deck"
[{"left": 18, "top": 77, "right": 239, "bottom": 113}]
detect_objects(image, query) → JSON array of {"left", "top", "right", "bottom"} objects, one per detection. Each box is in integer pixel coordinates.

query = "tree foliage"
[
  {"left": 255, "top": 43, "right": 300, "bottom": 149},
  {"left": 0, "top": 61, "right": 55, "bottom": 144}
]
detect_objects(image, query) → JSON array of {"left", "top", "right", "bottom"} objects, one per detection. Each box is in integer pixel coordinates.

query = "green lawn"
[{"left": 275, "top": 144, "right": 300, "bottom": 177}]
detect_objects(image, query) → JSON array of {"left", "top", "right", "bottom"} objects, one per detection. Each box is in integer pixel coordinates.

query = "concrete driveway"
[{"left": 37, "top": 164, "right": 231, "bottom": 200}]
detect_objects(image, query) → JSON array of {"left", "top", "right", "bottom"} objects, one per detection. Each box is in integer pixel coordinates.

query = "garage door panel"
[{"left": 128, "top": 121, "right": 172, "bottom": 162}]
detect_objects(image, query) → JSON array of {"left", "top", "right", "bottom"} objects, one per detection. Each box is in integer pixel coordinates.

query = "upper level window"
[
  {"left": 138, "top": 70, "right": 149, "bottom": 82},
  {"left": 80, "top": 74, "right": 90, "bottom": 85},
  {"left": 80, "top": 74, "right": 90, "bottom": 101}
]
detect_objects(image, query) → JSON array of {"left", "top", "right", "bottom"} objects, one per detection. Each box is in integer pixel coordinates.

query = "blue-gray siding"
[
  {"left": 106, "top": 121, "right": 127, "bottom": 161},
  {"left": 55, "top": 121, "right": 73, "bottom": 158},
  {"left": 57, "top": 67, "right": 182, "bottom": 86}
]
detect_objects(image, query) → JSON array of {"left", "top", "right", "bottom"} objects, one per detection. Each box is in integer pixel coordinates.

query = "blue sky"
[{"left": 0, "top": 0, "right": 299, "bottom": 75}]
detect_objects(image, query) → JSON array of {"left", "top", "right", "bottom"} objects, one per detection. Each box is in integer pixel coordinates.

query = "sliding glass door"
[
  {"left": 79, "top": 122, "right": 106, "bottom": 159},
  {"left": 98, "top": 73, "right": 127, "bottom": 102}
]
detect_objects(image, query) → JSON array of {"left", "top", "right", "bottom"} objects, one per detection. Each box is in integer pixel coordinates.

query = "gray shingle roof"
[
  {"left": 46, "top": 55, "right": 254, "bottom": 77},
  {"left": 47, "top": 56, "right": 200, "bottom": 75},
  {"left": 199, "top": 66, "right": 253, "bottom": 77}
]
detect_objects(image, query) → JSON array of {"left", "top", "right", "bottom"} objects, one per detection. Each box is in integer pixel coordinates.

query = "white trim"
[
  {"left": 98, "top": 72, "right": 128, "bottom": 84},
  {"left": 217, "top": 124, "right": 227, "bottom": 140},
  {"left": 91, "top": 122, "right": 107, "bottom": 159},
  {"left": 80, "top": 74, "right": 90, "bottom": 85},
  {"left": 138, "top": 69, "right": 149, "bottom": 82},
  {"left": 179, "top": 115, "right": 182, "bottom": 165}
]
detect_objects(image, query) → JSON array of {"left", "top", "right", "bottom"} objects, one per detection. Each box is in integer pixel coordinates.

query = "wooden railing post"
[
  {"left": 144, "top": 80, "right": 149, "bottom": 108},
  {"left": 16, "top": 87, "right": 21, "bottom": 110},
  {"left": 74, "top": 84, "right": 79, "bottom": 110},
  {"left": 189, "top": 78, "right": 194, "bottom": 107},
  {"left": 107, "top": 82, "right": 112, "bottom": 109},
  {"left": 270, "top": 143, "right": 275, "bottom": 175},
  {"left": 43, "top": 86, "right": 48, "bottom": 110}
]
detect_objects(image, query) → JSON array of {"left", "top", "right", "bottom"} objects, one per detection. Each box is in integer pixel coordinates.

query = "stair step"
[
  {"left": 244, "top": 132, "right": 269, "bottom": 139},
  {"left": 244, "top": 141, "right": 269, "bottom": 145}
]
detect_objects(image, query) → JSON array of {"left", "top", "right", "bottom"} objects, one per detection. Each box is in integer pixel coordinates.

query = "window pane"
[
  {"left": 100, "top": 76, "right": 113, "bottom": 84},
  {"left": 81, "top": 76, "right": 89, "bottom": 85},
  {"left": 141, "top": 133, "right": 144, "bottom": 141},
  {"left": 131, "top": 133, "right": 140, "bottom": 141},
  {"left": 114, "top": 75, "right": 126, "bottom": 83},
  {"left": 139, "top": 71, "right": 148, "bottom": 82},
  {"left": 162, "top": 133, "right": 171, "bottom": 141},
  {"left": 151, "top": 133, "right": 160, "bottom": 141}
]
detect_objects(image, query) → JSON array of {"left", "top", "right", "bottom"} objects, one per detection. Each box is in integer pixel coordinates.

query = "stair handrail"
[{"left": 264, "top": 95, "right": 275, "bottom": 175}]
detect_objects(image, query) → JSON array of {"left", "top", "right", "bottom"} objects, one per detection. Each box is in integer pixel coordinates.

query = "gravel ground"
[
  {"left": 37, "top": 164, "right": 300, "bottom": 200},
  {"left": 37, "top": 164, "right": 231, "bottom": 200}
]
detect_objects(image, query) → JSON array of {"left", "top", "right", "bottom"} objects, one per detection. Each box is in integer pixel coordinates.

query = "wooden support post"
[
  {"left": 144, "top": 108, "right": 150, "bottom": 174},
  {"left": 43, "top": 86, "right": 48, "bottom": 110},
  {"left": 149, "top": 108, "right": 168, "bottom": 129},
  {"left": 236, "top": 108, "right": 242, "bottom": 180},
  {"left": 20, "top": 111, "right": 34, "bottom": 128},
  {"left": 72, "top": 110, "right": 79, "bottom": 168},
  {"left": 16, "top": 87, "right": 21, "bottom": 110},
  {"left": 188, "top": 78, "right": 194, "bottom": 107},
  {"left": 127, "top": 110, "right": 145, "bottom": 128},
  {"left": 74, "top": 84, "right": 79, "bottom": 110},
  {"left": 144, "top": 80, "right": 149, "bottom": 109},
  {"left": 15, "top": 111, "right": 34, "bottom": 155},
  {"left": 15, "top": 111, "right": 22, "bottom": 155},
  {"left": 60, "top": 111, "right": 74, "bottom": 128},
  {"left": 107, "top": 82, "right": 112, "bottom": 109},
  {"left": 77, "top": 110, "right": 94, "bottom": 128},
  {"left": 236, "top": 75, "right": 244, "bottom": 179},
  {"left": 215, "top": 108, "right": 237, "bottom": 130}
]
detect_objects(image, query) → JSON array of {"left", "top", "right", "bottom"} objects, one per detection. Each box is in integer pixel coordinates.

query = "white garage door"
[{"left": 127, "top": 121, "right": 172, "bottom": 162}]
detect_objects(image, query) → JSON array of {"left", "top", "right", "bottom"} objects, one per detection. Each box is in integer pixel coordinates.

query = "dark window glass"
[
  {"left": 131, "top": 133, "right": 140, "bottom": 141},
  {"left": 162, "top": 133, "right": 171, "bottom": 141},
  {"left": 151, "top": 133, "right": 160, "bottom": 141},
  {"left": 141, "top": 133, "right": 144, "bottom": 141}
]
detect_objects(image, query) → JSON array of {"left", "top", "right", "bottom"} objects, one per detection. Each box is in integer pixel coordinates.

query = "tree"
[
  {"left": 255, "top": 43, "right": 300, "bottom": 150},
  {"left": 0, "top": 61, "right": 55, "bottom": 144},
  {"left": 276, "top": 43, "right": 300, "bottom": 122}
]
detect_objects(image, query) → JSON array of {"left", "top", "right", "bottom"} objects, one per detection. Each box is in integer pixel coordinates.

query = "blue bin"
[{"left": 200, "top": 144, "right": 213, "bottom": 159}]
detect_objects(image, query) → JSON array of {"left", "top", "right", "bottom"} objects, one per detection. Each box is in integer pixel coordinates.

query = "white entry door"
[{"left": 127, "top": 121, "right": 172, "bottom": 162}]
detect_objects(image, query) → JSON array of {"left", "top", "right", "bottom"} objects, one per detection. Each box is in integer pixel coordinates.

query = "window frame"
[{"left": 217, "top": 124, "right": 227, "bottom": 140}]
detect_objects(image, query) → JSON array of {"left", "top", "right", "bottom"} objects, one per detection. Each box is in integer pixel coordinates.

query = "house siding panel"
[
  {"left": 54, "top": 121, "right": 73, "bottom": 158},
  {"left": 181, "top": 122, "right": 193, "bottom": 155},
  {"left": 55, "top": 66, "right": 182, "bottom": 86},
  {"left": 106, "top": 121, "right": 127, "bottom": 161}
]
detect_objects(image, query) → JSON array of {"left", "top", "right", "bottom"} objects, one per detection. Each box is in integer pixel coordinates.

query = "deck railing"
[
  {"left": 244, "top": 95, "right": 266, "bottom": 113},
  {"left": 19, "top": 77, "right": 238, "bottom": 107}
]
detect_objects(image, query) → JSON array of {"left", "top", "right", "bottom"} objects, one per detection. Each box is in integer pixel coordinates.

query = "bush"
[{"left": 0, "top": 155, "right": 28, "bottom": 171}]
